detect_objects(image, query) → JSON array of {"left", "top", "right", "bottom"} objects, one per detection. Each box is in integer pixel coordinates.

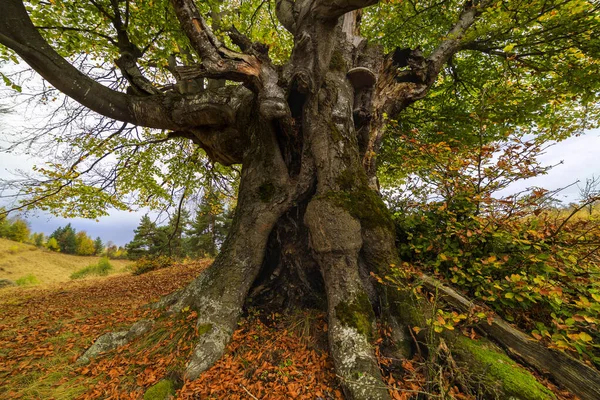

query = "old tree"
[{"left": 2, "top": 0, "right": 600, "bottom": 398}]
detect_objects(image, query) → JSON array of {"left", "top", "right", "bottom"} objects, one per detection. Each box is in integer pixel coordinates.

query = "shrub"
[
  {"left": 15, "top": 274, "right": 40, "bottom": 286},
  {"left": 8, "top": 245, "right": 24, "bottom": 255},
  {"left": 131, "top": 256, "right": 173, "bottom": 275},
  {"left": 385, "top": 132, "right": 600, "bottom": 366},
  {"left": 70, "top": 257, "right": 113, "bottom": 280},
  {"left": 46, "top": 237, "right": 60, "bottom": 252}
]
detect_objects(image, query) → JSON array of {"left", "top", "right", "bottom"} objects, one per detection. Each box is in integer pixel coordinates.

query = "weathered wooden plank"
[{"left": 421, "top": 274, "right": 600, "bottom": 400}]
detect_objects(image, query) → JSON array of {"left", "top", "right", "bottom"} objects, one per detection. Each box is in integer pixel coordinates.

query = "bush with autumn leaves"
[{"left": 382, "top": 130, "right": 600, "bottom": 367}]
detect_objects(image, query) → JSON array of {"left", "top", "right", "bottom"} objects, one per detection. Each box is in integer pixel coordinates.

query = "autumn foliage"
[{"left": 386, "top": 131, "right": 600, "bottom": 366}]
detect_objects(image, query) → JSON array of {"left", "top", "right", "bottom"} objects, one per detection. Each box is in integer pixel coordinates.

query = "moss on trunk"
[
  {"left": 334, "top": 292, "right": 376, "bottom": 340},
  {"left": 454, "top": 336, "right": 555, "bottom": 400}
]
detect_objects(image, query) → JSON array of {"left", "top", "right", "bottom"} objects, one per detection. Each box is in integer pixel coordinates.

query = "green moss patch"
[
  {"left": 197, "top": 323, "right": 212, "bottom": 335},
  {"left": 335, "top": 293, "right": 376, "bottom": 339},
  {"left": 144, "top": 379, "right": 175, "bottom": 400},
  {"left": 318, "top": 187, "right": 395, "bottom": 232},
  {"left": 455, "top": 336, "right": 555, "bottom": 400},
  {"left": 329, "top": 121, "right": 343, "bottom": 142}
]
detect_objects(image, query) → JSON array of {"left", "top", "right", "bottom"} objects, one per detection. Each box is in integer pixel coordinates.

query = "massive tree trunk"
[{"left": 5, "top": 0, "right": 578, "bottom": 398}]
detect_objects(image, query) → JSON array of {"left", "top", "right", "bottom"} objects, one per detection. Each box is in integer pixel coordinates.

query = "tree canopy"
[{"left": 0, "top": 0, "right": 598, "bottom": 216}]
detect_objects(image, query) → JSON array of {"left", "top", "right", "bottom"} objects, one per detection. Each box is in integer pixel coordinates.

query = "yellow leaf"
[{"left": 579, "top": 332, "right": 593, "bottom": 342}]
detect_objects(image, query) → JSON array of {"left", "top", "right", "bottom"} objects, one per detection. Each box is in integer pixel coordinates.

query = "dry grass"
[{"left": 0, "top": 238, "right": 131, "bottom": 286}]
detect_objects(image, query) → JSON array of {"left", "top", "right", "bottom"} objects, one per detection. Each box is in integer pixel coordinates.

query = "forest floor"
[
  {"left": 0, "top": 261, "right": 347, "bottom": 399},
  {"left": 0, "top": 260, "right": 574, "bottom": 400}
]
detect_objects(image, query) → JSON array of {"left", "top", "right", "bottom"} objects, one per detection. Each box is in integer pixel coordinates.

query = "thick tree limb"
[
  {"left": 170, "top": 0, "right": 289, "bottom": 120},
  {"left": 170, "top": 0, "right": 261, "bottom": 86},
  {"left": 382, "top": 0, "right": 491, "bottom": 118},
  {"left": 314, "top": 0, "right": 379, "bottom": 20},
  {"left": 0, "top": 0, "right": 257, "bottom": 164},
  {"left": 104, "top": 0, "right": 161, "bottom": 95},
  {"left": 362, "top": 0, "right": 492, "bottom": 184}
]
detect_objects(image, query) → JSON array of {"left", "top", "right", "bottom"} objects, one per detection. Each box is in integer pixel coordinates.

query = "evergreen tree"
[
  {"left": 165, "top": 208, "right": 190, "bottom": 258},
  {"left": 188, "top": 195, "right": 232, "bottom": 258},
  {"left": 50, "top": 224, "right": 77, "bottom": 254},
  {"left": 125, "top": 215, "right": 160, "bottom": 260},
  {"left": 93, "top": 237, "right": 104, "bottom": 255}
]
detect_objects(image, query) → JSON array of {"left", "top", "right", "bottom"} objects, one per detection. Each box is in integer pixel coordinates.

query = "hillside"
[
  {"left": 0, "top": 238, "right": 131, "bottom": 285},
  {"left": 0, "top": 260, "right": 344, "bottom": 399}
]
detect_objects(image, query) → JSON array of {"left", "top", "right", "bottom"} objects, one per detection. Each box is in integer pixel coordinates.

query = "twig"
[{"left": 240, "top": 384, "right": 259, "bottom": 400}]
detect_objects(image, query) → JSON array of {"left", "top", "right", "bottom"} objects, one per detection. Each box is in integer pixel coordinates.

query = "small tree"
[
  {"left": 31, "top": 232, "right": 45, "bottom": 247},
  {"left": 126, "top": 215, "right": 160, "bottom": 260},
  {"left": 578, "top": 175, "right": 600, "bottom": 215},
  {"left": 188, "top": 197, "right": 232, "bottom": 257},
  {"left": 93, "top": 236, "right": 104, "bottom": 255},
  {"left": 165, "top": 208, "right": 191, "bottom": 258},
  {"left": 76, "top": 231, "right": 96, "bottom": 256},
  {"left": 50, "top": 224, "right": 77, "bottom": 254},
  {"left": 105, "top": 242, "right": 118, "bottom": 259},
  {"left": 45, "top": 237, "right": 60, "bottom": 252},
  {"left": 7, "top": 218, "right": 30, "bottom": 243}
]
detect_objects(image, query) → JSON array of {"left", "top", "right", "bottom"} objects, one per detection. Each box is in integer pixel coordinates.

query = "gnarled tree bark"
[{"left": 3, "top": 0, "right": 587, "bottom": 398}]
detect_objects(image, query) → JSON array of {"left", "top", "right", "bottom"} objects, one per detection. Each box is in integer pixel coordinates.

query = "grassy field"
[{"left": 0, "top": 238, "right": 131, "bottom": 286}]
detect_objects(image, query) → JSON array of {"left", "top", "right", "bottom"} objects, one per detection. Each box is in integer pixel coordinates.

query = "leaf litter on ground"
[{"left": 0, "top": 260, "right": 345, "bottom": 399}]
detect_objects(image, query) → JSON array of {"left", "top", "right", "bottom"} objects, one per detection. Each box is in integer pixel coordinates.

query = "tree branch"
[
  {"left": 314, "top": 0, "right": 379, "bottom": 19},
  {"left": 0, "top": 0, "right": 255, "bottom": 140},
  {"left": 170, "top": 0, "right": 288, "bottom": 120},
  {"left": 170, "top": 0, "right": 262, "bottom": 86}
]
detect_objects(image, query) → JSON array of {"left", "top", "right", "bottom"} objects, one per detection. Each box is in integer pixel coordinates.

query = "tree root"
[
  {"left": 77, "top": 319, "right": 154, "bottom": 365},
  {"left": 305, "top": 199, "right": 391, "bottom": 400}
]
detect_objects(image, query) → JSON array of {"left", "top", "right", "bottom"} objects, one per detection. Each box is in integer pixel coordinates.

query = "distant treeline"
[
  {"left": 0, "top": 207, "right": 126, "bottom": 258},
  {"left": 0, "top": 191, "right": 232, "bottom": 261},
  {"left": 125, "top": 196, "right": 232, "bottom": 260}
]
